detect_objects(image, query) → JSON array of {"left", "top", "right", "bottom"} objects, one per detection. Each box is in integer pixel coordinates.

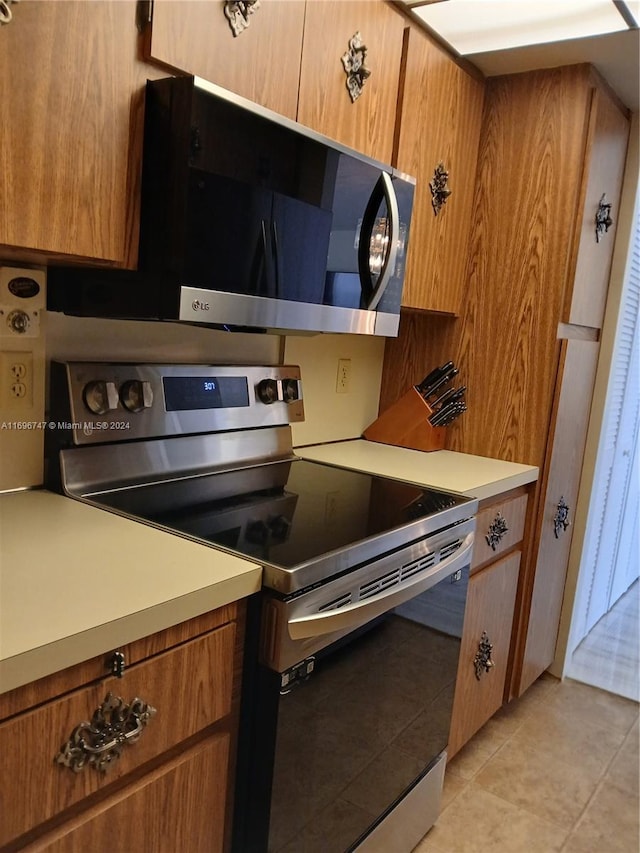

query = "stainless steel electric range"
[{"left": 46, "top": 362, "right": 477, "bottom": 853}]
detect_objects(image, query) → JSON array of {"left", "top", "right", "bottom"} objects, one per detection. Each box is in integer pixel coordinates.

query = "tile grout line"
[{"left": 558, "top": 710, "right": 639, "bottom": 851}]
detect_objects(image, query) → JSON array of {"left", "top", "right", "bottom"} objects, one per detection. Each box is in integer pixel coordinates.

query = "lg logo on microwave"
[{"left": 192, "top": 300, "right": 210, "bottom": 312}]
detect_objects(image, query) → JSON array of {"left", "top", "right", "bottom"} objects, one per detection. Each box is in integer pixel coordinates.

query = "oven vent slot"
[
  {"left": 440, "top": 538, "right": 463, "bottom": 560},
  {"left": 357, "top": 538, "right": 465, "bottom": 602},
  {"left": 359, "top": 568, "right": 402, "bottom": 599},
  {"left": 318, "top": 592, "right": 353, "bottom": 612},
  {"left": 401, "top": 552, "right": 436, "bottom": 580}
]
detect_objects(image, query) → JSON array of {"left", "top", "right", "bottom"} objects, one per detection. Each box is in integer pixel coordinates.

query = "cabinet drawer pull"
[
  {"left": 0, "top": 0, "right": 17, "bottom": 26},
  {"left": 430, "top": 162, "right": 452, "bottom": 216},
  {"left": 473, "top": 631, "right": 494, "bottom": 680},
  {"left": 553, "top": 496, "right": 571, "bottom": 538},
  {"left": 342, "top": 31, "right": 371, "bottom": 103},
  {"left": 224, "top": 0, "right": 260, "bottom": 38},
  {"left": 55, "top": 692, "right": 156, "bottom": 774},
  {"left": 595, "top": 193, "right": 613, "bottom": 242},
  {"left": 485, "top": 512, "right": 509, "bottom": 551}
]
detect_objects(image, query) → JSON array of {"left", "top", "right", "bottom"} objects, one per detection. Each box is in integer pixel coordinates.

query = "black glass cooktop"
[{"left": 93, "top": 459, "right": 471, "bottom": 571}]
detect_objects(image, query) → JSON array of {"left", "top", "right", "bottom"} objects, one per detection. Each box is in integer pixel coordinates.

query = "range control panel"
[{"left": 49, "top": 362, "right": 304, "bottom": 445}]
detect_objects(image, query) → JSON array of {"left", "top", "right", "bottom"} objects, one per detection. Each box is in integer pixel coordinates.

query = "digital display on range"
[{"left": 163, "top": 376, "right": 250, "bottom": 411}]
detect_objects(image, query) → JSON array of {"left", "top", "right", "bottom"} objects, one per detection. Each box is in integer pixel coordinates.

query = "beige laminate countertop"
[
  {"left": 296, "top": 440, "right": 538, "bottom": 500},
  {"left": 0, "top": 490, "right": 262, "bottom": 695}
]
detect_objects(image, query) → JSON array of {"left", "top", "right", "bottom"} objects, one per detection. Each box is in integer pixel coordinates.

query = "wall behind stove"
[{"left": 284, "top": 333, "right": 385, "bottom": 447}]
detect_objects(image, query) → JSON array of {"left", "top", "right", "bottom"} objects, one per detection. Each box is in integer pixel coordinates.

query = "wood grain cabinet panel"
[
  {"left": 472, "top": 492, "right": 528, "bottom": 572},
  {"left": 23, "top": 734, "right": 230, "bottom": 853},
  {"left": 448, "top": 551, "right": 521, "bottom": 758},
  {"left": 0, "top": 0, "right": 159, "bottom": 266},
  {"left": 565, "top": 86, "right": 630, "bottom": 328},
  {"left": 144, "top": 0, "right": 306, "bottom": 119},
  {"left": 296, "top": 0, "right": 406, "bottom": 164},
  {"left": 0, "top": 623, "right": 235, "bottom": 847},
  {"left": 395, "top": 26, "right": 484, "bottom": 314},
  {"left": 517, "top": 340, "right": 600, "bottom": 694},
  {"left": 446, "top": 66, "right": 595, "bottom": 466}
]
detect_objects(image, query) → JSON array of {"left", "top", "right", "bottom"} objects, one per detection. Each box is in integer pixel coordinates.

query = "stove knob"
[
  {"left": 281, "top": 378, "right": 299, "bottom": 404},
  {"left": 120, "top": 380, "right": 154, "bottom": 413},
  {"left": 82, "top": 380, "right": 119, "bottom": 415},
  {"left": 256, "top": 378, "right": 279, "bottom": 405}
]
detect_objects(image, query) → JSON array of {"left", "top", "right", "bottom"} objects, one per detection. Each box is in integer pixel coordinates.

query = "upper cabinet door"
[
  {"left": 0, "top": 0, "right": 154, "bottom": 266},
  {"left": 395, "top": 27, "right": 484, "bottom": 315},
  {"left": 144, "top": 0, "right": 306, "bottom": 119},
  {"left": 296, "top": 1, "right": 406, "bottom": 164},
  {"left": 565, "top": 84, "right": 629, "bottom": 329}
]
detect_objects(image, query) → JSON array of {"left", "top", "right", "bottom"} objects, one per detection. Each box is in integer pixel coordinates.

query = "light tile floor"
[
  {"left": 568, "top": 579, "right": 640, "bottom": 702},
  {"left": 414, "top": 674, "right": 639, "bottom": 853}
]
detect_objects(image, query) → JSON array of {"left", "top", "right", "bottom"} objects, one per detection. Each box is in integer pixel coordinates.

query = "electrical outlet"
[
  {"left": 1, "top": 351, "right": 33, "bottom": 407},
  {"left": 336, "top": 358, "right": 351, "bottom": 394}
]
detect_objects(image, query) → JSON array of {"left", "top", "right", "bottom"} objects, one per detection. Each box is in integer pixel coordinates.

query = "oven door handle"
[{"left": 287, "top": 533, "right": 473, "bottom": 640}]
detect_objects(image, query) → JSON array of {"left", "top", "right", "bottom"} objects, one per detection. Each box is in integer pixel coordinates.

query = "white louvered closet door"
[{"left": 582, "top": 200, "right": 640, "bottom": 638}]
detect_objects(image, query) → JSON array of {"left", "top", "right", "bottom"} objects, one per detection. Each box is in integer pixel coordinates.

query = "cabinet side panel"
[{"left": 446, "top": 66, "right": 593, "bottom": 467}]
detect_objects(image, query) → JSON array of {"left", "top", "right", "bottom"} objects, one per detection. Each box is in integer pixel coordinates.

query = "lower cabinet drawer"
[
  {"left": 0, "top": 623, "right": 235, "bottom": 847},
  {"left": 472, "top": 492, "right": 528, "bottom": 571},
  {"left": 448, "top": 551, "right": 521, "bottom": 758},
  {"left": 22, "top": 733, "right": 230, "bottom": 853}
]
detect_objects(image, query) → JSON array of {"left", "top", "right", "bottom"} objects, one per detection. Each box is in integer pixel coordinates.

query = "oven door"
[{"left": 235, "top": 526, "right": 472, "bottom": 853}]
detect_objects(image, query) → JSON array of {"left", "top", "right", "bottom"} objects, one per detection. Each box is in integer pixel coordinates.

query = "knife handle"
[{"left": 416, "top": 361, "right": 454, "bottom": 393}]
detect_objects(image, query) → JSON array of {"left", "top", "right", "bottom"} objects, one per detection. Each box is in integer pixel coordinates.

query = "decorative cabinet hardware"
[
  {"left": 341, "top": 32, "right": 371, "bottom": 102},
  {"left": 224, "top": 0, "right": 260, "bottom": 37},
  {"left": 429, "top": 162, "right": 451, "bottom": 216},
  {"left": 55, "top": 693, "right": 156, "bottom": 773},
  {"left": 109, "top": 650, "right": 126, "bottom": 678},
  {"left": 595, "top": 193, "right": 613, "bottom": 242},
  {"left": 473, "top": 631, "right": 494, "bottom": 680},
  {"left": 485, "top": 512, "right": 509, "bottom": 551},
  {"left": 0, "top": 0, "right": 18, "bottom": 26},
  {"left": 553, "top": 496, "right": 571, "bottom": 539}
]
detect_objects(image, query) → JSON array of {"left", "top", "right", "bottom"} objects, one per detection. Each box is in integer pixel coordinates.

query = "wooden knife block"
[{"left": 363, "top": 387, "right": 446, "bottom": 452}]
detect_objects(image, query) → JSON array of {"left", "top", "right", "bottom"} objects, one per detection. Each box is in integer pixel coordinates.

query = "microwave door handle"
[
  {"left": 357, "top": 172, "right": 400, "bottom": 311},
  {"left": 286, "top": 531, "right": 473, "bottom": 641}
]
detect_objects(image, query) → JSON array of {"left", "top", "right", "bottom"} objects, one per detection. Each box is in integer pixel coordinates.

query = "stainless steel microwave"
[{"left": 48, "top": 76, "right": 415, "bottom": 337}]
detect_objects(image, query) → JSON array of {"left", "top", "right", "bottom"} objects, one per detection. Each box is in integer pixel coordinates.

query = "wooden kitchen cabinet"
[
  {"left": 0, "top": 602, "right": 244, "bottom": 852},
  {"left": 296, "top": 1, "right": 406, "bottom": 164},
  {"left": 145, "top": 0, "right": 406, "bottom": 164},
  {"left": 0, "top": 0, "right": 161, "bottom": 268},
  {"left": 21, "top": 735, "right": 229, "bottom": 853},
  {"left": 382, "top": 64, "right": 629, "bottom": 725},
  {"left": 516, "top": 340, "right": 600, "bottom": 695},
  {"left": 448, "top": 551, "right": 521, "bottom": 758},
  {"left": 394, "top": 25, "right": 484, "bottom": 314},
  {"left": 448, "top": 490, "right": 526, "bottom": 758},
  {"left": 143, "top": 0, "right": 306, "bottom": 120},
  {"left": 564, "top": 86, "right": 630, "bottom": 329}
]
